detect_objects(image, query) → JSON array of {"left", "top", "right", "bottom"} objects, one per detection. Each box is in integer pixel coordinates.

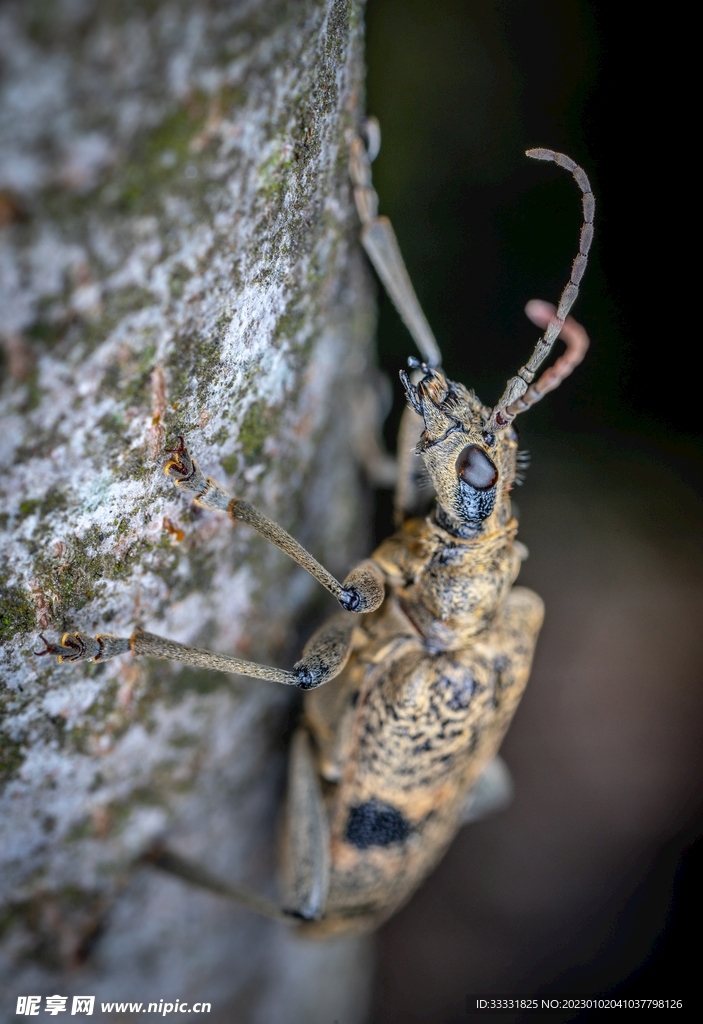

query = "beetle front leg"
[
  {"left": 164, "top": 437, "right": 386, "bottom": 614},
  {"left": 349, "top": 123, "right": 442, "bottom": 369}
]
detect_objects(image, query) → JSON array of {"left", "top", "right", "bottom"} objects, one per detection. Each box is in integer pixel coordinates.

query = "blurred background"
[{"left": 364, "top": 1, "right": 700, "bottom": 1020}]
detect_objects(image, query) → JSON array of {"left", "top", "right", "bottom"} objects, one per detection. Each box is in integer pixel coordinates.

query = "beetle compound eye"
[{"left": 456, "top": 445, "right": 497, "bottom": 490}]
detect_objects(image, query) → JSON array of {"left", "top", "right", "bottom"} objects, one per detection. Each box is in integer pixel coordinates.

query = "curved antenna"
[
  {"left": 350, "top": 120, "right": 442, "bottom": 368},
  {"left": 490, "top": 148, "right": 595, "bottom": 428}
]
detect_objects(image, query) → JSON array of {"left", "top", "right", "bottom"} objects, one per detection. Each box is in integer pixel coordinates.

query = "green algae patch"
[
  {"left": 257, "top": 142, "right": 296, "bottom": 210},
  {"left": 100, "top": 337, "right": 157, "bottom": 409},
  {"left": 39, "top": 487, "right": 68, "bottom": 517},
  {"left": 29, "top": 524, "right": 166, "bottom": 627},
  {"left": 115, "top": 102, "right": 207, "bottom": 216},
  {"left": 0, "top": 733, "right": 24, "bottom": 787},
  {"left": 165, "top": 331, "right": 222, "bottom": 434},
  {"left": 0, "top": 584, "right": 36, "bottom": 642},
  {"left": 221, "top": 452, "right": 239, "bottom": 476},
  {"left": 272, "top": 306, "right": 306, "bottom": 349},
  {"left": 17, "top": 487, "right": 68, "bottom": 524},
  {"left": 18, "top": 499, "right": 40, "bottom": 519},
  {"left": 237, "top": 399, "right": 282, "bottom": 465},
  {"left": 26, "top": 318, "right": 68, "bottom": 348}
]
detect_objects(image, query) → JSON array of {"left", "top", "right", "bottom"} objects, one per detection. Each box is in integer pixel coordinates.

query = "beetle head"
[{"left": 400, "top": 362, "right": 518, "bottom": 537}]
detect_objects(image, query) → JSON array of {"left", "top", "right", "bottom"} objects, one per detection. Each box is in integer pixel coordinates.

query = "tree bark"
[{"left": 0, "top": 1, "right": 375, "bottom": 1019}]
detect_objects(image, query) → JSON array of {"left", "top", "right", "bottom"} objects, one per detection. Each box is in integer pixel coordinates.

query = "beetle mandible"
[{"left": 38, "top": 119, "right": 594, "bottom": 936}]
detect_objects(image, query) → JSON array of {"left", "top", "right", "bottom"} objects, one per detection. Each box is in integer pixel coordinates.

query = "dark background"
[
  {"left": 366, "top": 0, "right": 694, "bottom": 446},
  {"left": 364, "top": 2, "right": 700, "bottom": 1021}
]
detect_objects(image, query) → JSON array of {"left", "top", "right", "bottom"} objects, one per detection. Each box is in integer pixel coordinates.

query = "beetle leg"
[
  {"left": 44, "top": 628, "right": 300, "bottom": 683},
  {"left": 142, "top": 729, "right": 332, "bottom": 924},
  {"left": 164, "top": 438, "right": 385, "bottom": 614},
  {"left": 44, "top": 609, "right": 358, "bottom": 691},
  {"left": 350, "top": 126, "right": 442, "bottom": 369},
  {"left": 280, "top": 728, "right": 331, "bottom": 921},
  {"left": 44, "top": 621, "right": 357, "bottom": 691},
  {"left": 142, "top": 846, "right": 293, "bottom": 923}
]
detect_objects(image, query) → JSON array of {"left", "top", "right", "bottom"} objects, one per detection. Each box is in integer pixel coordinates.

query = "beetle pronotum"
[{"left": 39, "top": 119, "right": 594, "bottom": 936}]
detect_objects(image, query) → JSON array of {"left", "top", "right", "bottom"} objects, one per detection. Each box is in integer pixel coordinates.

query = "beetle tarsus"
[
  {"left": 338, "top": 588, "right": 361, "bottom": 613},
  {"left": 163, "top": 437, "right": 196, "bottom": 484},
  {"left": 34, "top": 633, "right": 64, "bottom": 657}
]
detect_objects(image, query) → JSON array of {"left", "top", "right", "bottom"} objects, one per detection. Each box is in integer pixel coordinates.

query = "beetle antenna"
[{"left": 490, "top": 149, "right": 594, "bottom": 428}]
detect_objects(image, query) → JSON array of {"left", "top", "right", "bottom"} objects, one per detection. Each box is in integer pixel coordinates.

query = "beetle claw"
[
  {"left": 34, "top": 633, "right": 64, "bottom": 657},
  {"left": 164, "top": 436, "right": 194, "bottom": 483}
]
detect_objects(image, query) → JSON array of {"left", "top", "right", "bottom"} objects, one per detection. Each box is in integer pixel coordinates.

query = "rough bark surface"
[{"left": 0, "top": 1, "right": 375, "bottom": 1019}]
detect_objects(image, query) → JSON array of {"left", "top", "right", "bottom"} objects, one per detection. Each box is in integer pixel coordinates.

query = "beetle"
[{"left": 38, "top": 120, "right": 594, "bottom": 937}]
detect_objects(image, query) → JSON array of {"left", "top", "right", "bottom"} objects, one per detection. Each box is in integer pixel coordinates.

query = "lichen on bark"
[{"left": 0, "top": 1, "right": 376, "bottom": 1018}]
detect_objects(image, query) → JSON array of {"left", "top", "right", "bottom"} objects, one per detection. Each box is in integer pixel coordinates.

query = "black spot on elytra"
[{"left": 345, "top": 799, "right": 411, "bottom": 850}]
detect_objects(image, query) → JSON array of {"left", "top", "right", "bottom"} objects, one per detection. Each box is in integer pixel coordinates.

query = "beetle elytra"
[{"left": 39, "top": 120, "right": 594, "bottom": 936}]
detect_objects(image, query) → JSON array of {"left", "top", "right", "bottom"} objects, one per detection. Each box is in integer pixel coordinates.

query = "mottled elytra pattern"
[{"left": 43, "top": 127, "right": 592, "bottom": 936}]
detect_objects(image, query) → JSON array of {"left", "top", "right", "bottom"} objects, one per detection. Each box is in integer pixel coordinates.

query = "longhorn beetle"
[{"left": 38, "top": 120, "right": 594, "bottom": 936}]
